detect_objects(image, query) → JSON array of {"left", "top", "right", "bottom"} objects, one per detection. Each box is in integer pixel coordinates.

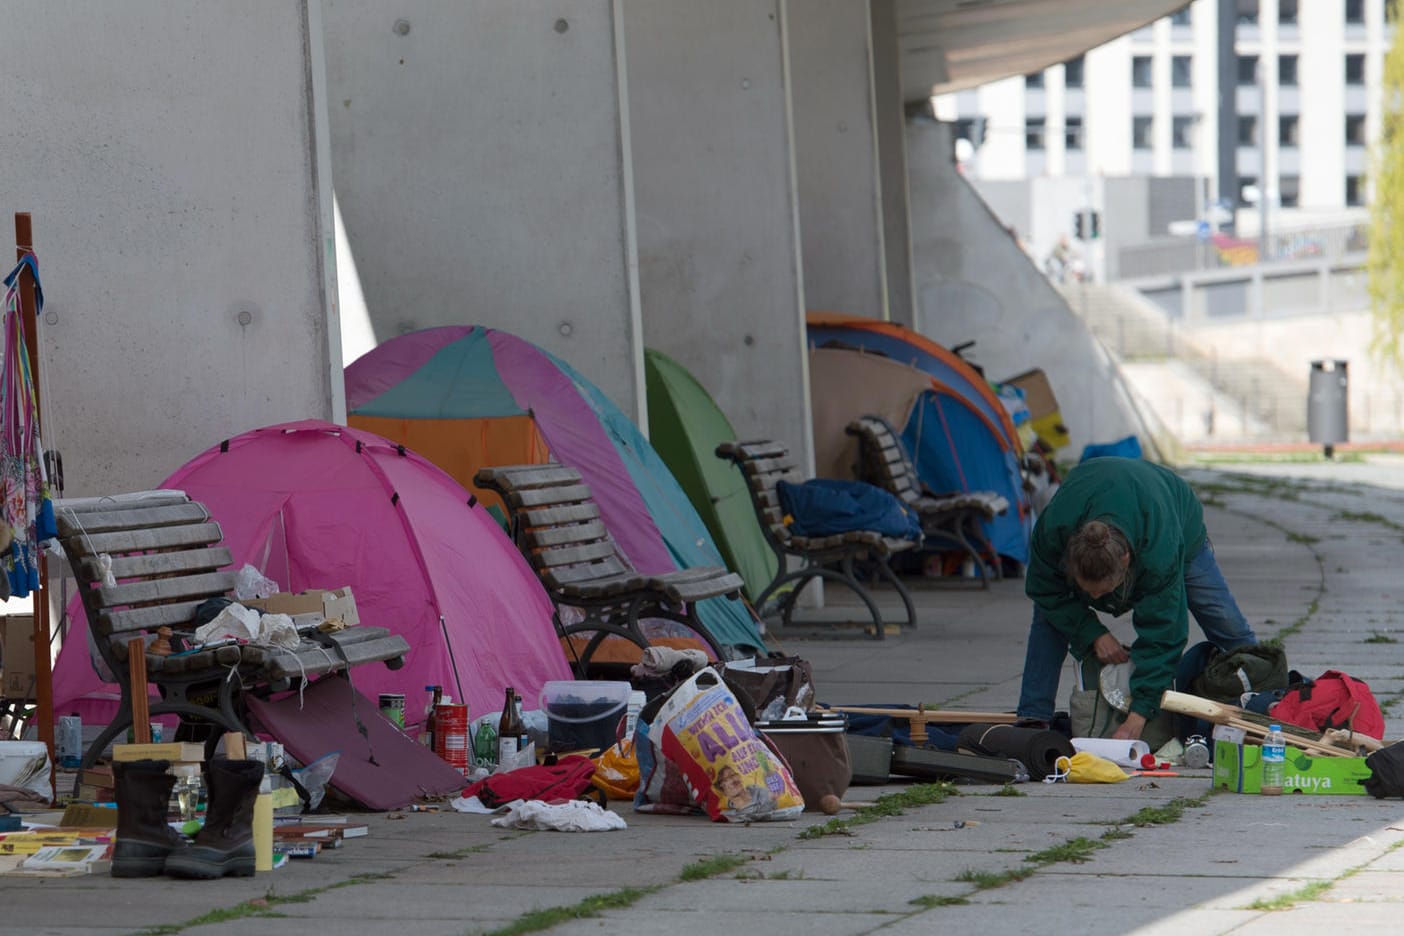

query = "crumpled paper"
[
  {"left": 488, "top": 799, "right": 627, "bottom": 832},
  {"left": 193, "top": 604, "right": 300, "bottom": 649}
]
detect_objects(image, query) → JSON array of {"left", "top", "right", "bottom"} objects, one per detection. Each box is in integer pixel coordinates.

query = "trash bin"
[{"left": 1307, "top": 360, "right": 1348, "bottom": 458}]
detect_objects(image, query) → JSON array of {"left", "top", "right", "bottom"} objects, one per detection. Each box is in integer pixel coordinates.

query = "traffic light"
[{"left": 1073, "top": 210, "right": 1101, "bottom": 240}]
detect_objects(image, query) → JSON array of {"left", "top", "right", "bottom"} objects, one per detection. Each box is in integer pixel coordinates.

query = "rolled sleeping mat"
[{"left": 956, "top": 723, "right": 1074, "bottom": 780}]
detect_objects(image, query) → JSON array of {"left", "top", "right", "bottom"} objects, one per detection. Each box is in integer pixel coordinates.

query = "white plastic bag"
[{"left": 233, "top": 564, "right": 278, "bottom": 601}]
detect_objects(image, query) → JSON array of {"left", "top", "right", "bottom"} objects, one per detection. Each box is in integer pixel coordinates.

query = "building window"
[
  {"left": 1346, "top": 0, "right": 1365, "bottom": 25},
  {"left": 1237, "top": 0, "right": 1259, "bottom": 25},
  {"left": 1025, "top": 71, "right": 1045, "bottom": 89},
  {"left": 1347, "top": 174, "right": 1364, "bottom": 206},
  {"left": 1026, "top": 117, "right": 1046, "bottom": 150},
  {"left": 1279, "top": 0, "right": 1298, "bottom": 25},
  {"left": 1346, "top": 53, "right": 1366, "bottom": 85},
  {"left": 1132, "top": 56, "right": 1153, "bottom": 88},
  {"left": 1171, "top": 8, "right": 1191, "bottom": 26},
  {"left": 1279, "top": 55, "right": 1298, "bottom": 87},
  {"left": 1238, "top": 175, "right": 1259, "bottom": 207},
  {"left": 1133, "top": 115, "right": 1154, "bottom": 150},
  {"left": 1280, "top": 115, "right": 1299, "bottom": 148},
  {"left": 1172, "top": 115, "right": 1196, "bottom": 149},
  {"left": 1279, "top": 176, "right": 1300, "bottom": 208},
  {"left": 1172, "top": 55, "right": 1193, "bottom": 88},
  {"left": 1065, "top": 116, "right": 1083, "bottom": 151},
  {"left": 1346, "top": 113, "right": 1367, "bottom": 146},
  {"left": 1237, "top": 54, "right": 1258, "bottom": 86},
  {"left": 1238, "top": 115, "right": 1258, "bottom": 147},
  {"left": 1064, "top": 55, "right": 1085, "bottom": 89}
]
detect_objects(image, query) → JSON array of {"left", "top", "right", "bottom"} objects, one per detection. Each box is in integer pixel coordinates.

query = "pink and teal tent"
[
  {"left": 51, "top": 420, "right": 571, "bottom": 728},
  {"left": 345, "top": 326, "right": 765, "bottom": 654}
]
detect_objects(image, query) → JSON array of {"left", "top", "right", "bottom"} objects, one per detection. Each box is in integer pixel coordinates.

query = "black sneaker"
[{"left": 1013, "top": 717, "right": 1050, "bottom": 730}]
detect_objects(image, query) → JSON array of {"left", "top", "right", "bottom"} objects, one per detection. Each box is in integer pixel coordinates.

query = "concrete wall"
[
  {"left": 788, "top": 0, "right": 886, "bottom": 320},
  {"left": 623, "top": 0, "right": 810, "bottom": 456},
  {"left": 0, "top": 1, "right": 337, "bottom": 496},
  {"left": 320, "top": 0, "right": 644, "bottom": 417},
  {"left": 906, "top": 118, "right": 1153, "bottom": 459}
]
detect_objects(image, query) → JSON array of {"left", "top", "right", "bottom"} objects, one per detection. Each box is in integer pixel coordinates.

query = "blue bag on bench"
[{"left": 776, "top": 479, "right": 922, "bottom": 541}]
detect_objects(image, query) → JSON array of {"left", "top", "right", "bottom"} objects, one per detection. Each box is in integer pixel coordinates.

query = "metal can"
[
  {"left": 1183, "top": 735, "right": 1211, "bottom": 770},
  {"left": 150, "top": 722, "right": 164, "bottom": 745},
  {"left": 378, "top": 693, "right": 407, "bottom": 729}
]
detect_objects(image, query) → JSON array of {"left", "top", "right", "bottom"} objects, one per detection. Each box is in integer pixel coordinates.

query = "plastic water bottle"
[{"left": 1261, "top": 724, "right": 1286, "bottom": 796}]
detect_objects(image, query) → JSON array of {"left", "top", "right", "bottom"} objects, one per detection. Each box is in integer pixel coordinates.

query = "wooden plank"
[
  {"left": 542, "top": 558, "right": 635, "bottom": 588},
  {"left": 91, "top": 571, "right": 237, "bottom": 611},
  {"left": 475, "top": 464, "right": 582, "bottom": 490},
  {"left": 507, "top": 483, "right": 593, "bottom": 509},
  {"left": 99, "top": 600, "right": 209, "bottom": 636},
  {"left": 518, "top": 502, "right": 601, "bottom": 527},
  {"left": 522, "top": 519, "right": 608, "bottom": 549},
  {"left": 54, "top": 502, "right": 209, "bottom": 536},
  {"left": 61, "top": 522, "right": 224, "bottom": 559},
  {"left": 533, "top": 540, "right": 620, "bottom": 569},
  {"left": 79, "top": 546, "right": 233, "bottom": 582},
  {"left": 128, "top": 638, "right": 150, "bottom": 743}
]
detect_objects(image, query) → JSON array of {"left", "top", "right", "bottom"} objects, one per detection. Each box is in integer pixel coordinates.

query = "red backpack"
[
  {"left": 1269, "top": 671, "right": 1385, "bottom": 740},
  {"left": 461, "top": 755, "right": 602, "bottom": 809}
]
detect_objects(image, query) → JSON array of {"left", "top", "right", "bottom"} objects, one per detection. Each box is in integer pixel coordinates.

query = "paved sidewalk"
[{"left": 6, "top": 458, "right": 1404, "bottom": 935}]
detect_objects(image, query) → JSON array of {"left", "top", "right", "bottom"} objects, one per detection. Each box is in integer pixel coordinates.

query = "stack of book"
[
  {"left": 272, "top": 816, "right": 369, "bottom": 859},
  {"left": 76, "top": 766, "right": 115, "bottom": 803}
]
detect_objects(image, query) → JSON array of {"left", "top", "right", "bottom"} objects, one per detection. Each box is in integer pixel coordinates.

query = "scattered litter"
[{"left": 489, "top": 799, "right": 627, "bottom": 832}]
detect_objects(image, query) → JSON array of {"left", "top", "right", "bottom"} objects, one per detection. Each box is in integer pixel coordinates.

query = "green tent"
[{"left": 644, "top": 349, "right": 776, "bottom": 602}]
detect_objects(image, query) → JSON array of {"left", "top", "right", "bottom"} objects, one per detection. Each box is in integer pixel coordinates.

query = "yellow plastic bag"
[
  {"left": 1048, "top": 751, "right": 1129, "bottom": 784},
  {"left": 592, "top": 739, "right": 639, "bottom": 800}
]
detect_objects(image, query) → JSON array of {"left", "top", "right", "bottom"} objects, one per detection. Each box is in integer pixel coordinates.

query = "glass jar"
[{"left": 170, "top": 764, "right": 202, "bottom": 822}]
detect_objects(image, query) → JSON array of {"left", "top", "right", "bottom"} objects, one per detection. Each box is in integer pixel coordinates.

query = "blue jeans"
[{"left": 1016, "top": 539, "right": 1257, "bottom": 722}]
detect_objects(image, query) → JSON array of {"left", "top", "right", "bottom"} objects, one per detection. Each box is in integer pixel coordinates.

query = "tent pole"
[{"left": 14, "top": 212, "right": 55, "bottom": 800}]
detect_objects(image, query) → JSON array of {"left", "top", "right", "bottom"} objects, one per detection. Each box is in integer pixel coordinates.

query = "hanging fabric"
[{"left": 1, "top": 253, "right": 55, "bottom": 598}]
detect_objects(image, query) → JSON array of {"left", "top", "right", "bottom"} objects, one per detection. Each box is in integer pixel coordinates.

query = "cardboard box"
[
  {"left": 1, "top": 615, "right": 36, "bottom": 698},
  {"left": 1213, "top": 739, "right": 1372, "bottom": 795},
  {"left": 243, "top": 587, "right": 359, "bottom": 627}
]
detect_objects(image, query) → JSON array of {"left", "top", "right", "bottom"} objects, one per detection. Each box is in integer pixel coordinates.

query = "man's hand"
[
  {"left": 1092, "top": 632, "right": 1130, "bottom": 665},
  {"left": 1112, "top": 712, "right": 1146, "bottom": 741}
]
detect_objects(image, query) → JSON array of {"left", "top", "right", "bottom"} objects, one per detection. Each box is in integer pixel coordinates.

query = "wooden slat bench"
[
  {"left": 846, "top": 415, "right": 1009, "bottom": 588},
  {"left": 474, "top": 464, "right": 745, "bottom": 678},
  {"left": 715, "top": 439, "right": 918, "bottom": 639},
  {"left": 54, "top": 491, "right": 409, "bottom": 781}
]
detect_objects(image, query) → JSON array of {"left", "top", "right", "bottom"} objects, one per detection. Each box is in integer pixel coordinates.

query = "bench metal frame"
[{"left": 715, "top": 440, "right": 918, "bottom": 639}]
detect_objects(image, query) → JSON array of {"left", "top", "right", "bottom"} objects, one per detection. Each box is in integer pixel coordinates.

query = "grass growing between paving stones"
[
  {"left": 131, "top": 873, "right": 394, "bottom": 936},
  {"left": 478, "top": 887, "right": 660, "bottom": 936},
  {"left": 798, "top": 782, "right": 955, "bottom": 839},
  {"left": 1364, "top": 632, "right": 1399, "bottom": 644},
  {"left": 679, "top": 852, "right": 752, "bottom": 881},
  {"left": 910, "top": 894, "right": 970, "bottom": 907}
]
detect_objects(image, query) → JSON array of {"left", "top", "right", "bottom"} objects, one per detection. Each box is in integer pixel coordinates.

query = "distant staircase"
[{"left": 1057, "top": 282, "right": 1307, "bottom": 440}]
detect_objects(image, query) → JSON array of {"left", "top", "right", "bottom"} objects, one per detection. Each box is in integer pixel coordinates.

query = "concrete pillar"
[
  {"left": 622, "top": 0, "right": 810, "bottom": 461},
  {"left": 869, "top": 0, "right": 915, "bottom": 326},
  {"left": 320, "top": 0, "right": 645, "bottom": 419},
  {"left": 906, "top": 117, "right": 1151, "bottom": 459},
  {"left": 0, "top": 1, "right": 338, "bottom": 495},
  {"left": 788, "top": 0, "right": 886, "bottom": 321}
]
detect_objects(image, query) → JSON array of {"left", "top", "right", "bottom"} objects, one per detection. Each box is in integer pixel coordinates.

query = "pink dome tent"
[{"left": 51, "top": 419, "right": 571, "bottom": 728}]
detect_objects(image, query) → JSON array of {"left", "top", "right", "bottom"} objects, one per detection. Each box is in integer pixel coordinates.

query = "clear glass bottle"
[
  {"left": 1260, "top": 724, "right": 1286, "bottom": 795},
  {"left": 170, "top": 764, "right": 203, "bottom": 821}
]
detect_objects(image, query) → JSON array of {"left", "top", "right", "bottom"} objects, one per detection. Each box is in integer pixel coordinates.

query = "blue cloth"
[
  {"left": 1016, "top": 539, "right": 1257, "bottom": 722},
  {"left": 776, "top": 479, "right": 922, "bottom": 542}
]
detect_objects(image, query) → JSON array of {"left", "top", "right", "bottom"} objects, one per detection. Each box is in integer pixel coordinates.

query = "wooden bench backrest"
[
  {"left": 714, "top": 441, "right": 805, "bottom": 545},
  {"left": 849, "top": 416, "right": 922, "bottom": 507},
  {"left": 55, "top": 494, "right": 236, "bottom": 652},
  {"left": 473, "top": 464, "right": 634, "bottom": 592}
]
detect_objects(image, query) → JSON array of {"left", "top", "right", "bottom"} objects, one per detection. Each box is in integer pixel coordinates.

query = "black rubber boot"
[
  {"left": 112, "top": 759, "right": 188, "bottom": 878},
  {"left": 164, "top": 758, "right": 264, "bottom": 879}
]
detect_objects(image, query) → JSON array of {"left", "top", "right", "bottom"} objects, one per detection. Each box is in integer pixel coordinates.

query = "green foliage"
[{"left": 1371, "top": 19, "right": 1404, "bottom": 368}]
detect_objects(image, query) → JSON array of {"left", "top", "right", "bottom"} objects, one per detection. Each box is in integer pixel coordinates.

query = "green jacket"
[{"left": 1025, "top": 458, "right": 1206, "bottom": 720}]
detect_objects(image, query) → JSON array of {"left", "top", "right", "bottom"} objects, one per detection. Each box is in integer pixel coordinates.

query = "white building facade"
[{"left": 934, "top": 0, "right": 1390, "bottom": 240}]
